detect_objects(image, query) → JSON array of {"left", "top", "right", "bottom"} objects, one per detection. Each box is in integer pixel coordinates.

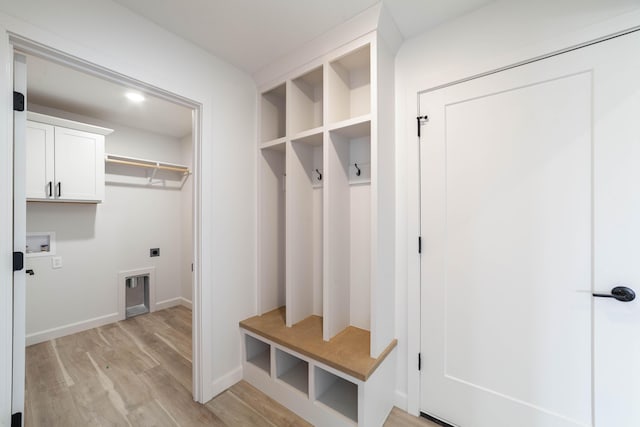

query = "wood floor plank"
[
  {"left": 384, "top": 407, "right": 440, "bottom": 427},
  {"left": 26, "top": 307, "right": 427, "bottom": 427},
  {"left": 205, "top": 389, "right": 275, "bottom": 427},
  {"left": 126, "top": 399, "right": 180, "bottom": 427},
  {"left": 139, "top": 366, "right": 226, "bottom": 426},
  {"left": 228, "top": 381, "right": 312, "bottom": 427},
  {"left": 118, "top": 318, "right": 192, "bottom": 391}
]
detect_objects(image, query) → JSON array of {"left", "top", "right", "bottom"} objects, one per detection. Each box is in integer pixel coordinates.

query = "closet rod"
[{"left": 105, "top": 158, "right": 190, "bottom": 174}]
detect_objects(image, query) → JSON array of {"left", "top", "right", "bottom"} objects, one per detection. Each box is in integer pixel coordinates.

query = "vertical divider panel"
[
  {"left": 370, "top": 37, "right": 395, "bottom": 358},
  {"left": 312, "top": 143, "right": 324, "bottom": 317},
  {"left": 286, "top": 138, "right": 317, "bottom": 326},
  {"left": 324, "top": 130, "right": 351, "bottom": 340}
]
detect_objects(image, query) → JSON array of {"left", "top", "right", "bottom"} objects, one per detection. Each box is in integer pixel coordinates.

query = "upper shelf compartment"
[
  {"left": 261, "top": 83, "right": 287, "bottom": 142},
  {"left": 328, "top": 45, "right": 370, "bottom": 124},
  {"left": 290, "top": 66, "right": 323, "bottom": 136}
]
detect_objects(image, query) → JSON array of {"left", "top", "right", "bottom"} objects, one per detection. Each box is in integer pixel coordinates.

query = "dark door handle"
[
  {"left": 48, "top": 181, "right": 52, "bottom": 197},
  {"left": 57, "top": 182, "right": 61, "bottom": 197},
  {"left": 25, "top": 269, "right": 34, "bottom": 276},
  {"left": 593, "top": 286, "right": 635, "bottom": 302}
]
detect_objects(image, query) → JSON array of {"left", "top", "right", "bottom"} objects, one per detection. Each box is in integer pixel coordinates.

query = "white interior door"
[
  {"left": 420, "top": 30, "right": 640, "bottom": 427},
  {"left": 12, "top": 52, "right": 27, "bottom": 426}
]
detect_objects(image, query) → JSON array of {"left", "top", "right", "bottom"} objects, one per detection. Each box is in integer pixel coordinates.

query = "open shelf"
[
  {"left": 328, "top": 45, "right": 370, "bottom": 124},
  {"left": 245, "top": 334, "right": 271, "bottom": 374},
  {"left": 276, "top": 349, "right": 309, "bottom": 396},
  {"left": 262, "top": 84, "right": 287, "bottom": 142},
  {"left": 291, "top": 66, "right": 323, "bottom": 135},
  {"left": 260, "top": 137, "right": 287, "bottom": 152},
  {"left": 291, "top": 127, "right": 323, "bottom": 145},
  {"left": 315, "top": 367, "right": 358, "bottom": 423}
]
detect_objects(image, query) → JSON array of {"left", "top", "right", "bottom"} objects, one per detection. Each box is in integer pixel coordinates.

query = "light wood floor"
[{"left": 26, "top": 306, "right": 437, "bottom": 426}]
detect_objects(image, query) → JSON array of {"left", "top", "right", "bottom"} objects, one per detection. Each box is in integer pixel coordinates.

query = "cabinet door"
[
  {"left": 25, "top": 121, "right": 54, "bottom": 200},
  {"left": 53, "top": 127, "right": 105, "bottom": 202}
]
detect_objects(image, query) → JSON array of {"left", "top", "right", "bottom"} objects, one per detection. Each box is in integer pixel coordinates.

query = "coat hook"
[
  {"left": 315, "top": 169, "right": 322, "bottom": 181},
  {"left": 354, "top": 163, "right": 361, "bottom": 176}
]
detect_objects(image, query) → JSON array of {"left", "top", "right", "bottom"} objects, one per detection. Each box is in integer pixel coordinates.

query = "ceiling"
[
  {"left": 24, "top": 0, "right": 494, "bottom": 138},
  {"left": 113, "top": 0, "right": 494, "bottom": 74},
  {"left": 25, "top": 53, "right": 193, "bottom": 139}
]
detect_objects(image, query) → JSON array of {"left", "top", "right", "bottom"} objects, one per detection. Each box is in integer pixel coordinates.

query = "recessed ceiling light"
[{"left": 125, "top": 92, "right": 145, "bottom": 103}]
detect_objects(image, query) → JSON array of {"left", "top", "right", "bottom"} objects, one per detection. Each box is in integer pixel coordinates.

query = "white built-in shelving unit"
[{"left": 245, "top": 18, "right": 399, "bottom": 426}]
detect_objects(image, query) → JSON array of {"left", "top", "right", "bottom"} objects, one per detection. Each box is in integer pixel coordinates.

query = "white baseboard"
[
  {"left": 155, "top": 297, "right": 192, "bottom": 311},
  {"left": 395, "top": 390, "right": 408, "bottom": 412},
  {"left": 26, "top": 312, "right": 119, "bottom": 346},
  {"left": 209, "top": 366, "right": 243, "bottom": 401}
]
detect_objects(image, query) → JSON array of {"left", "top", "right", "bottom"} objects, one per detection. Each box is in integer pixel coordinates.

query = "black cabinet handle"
[
  {"left": 57, "top": 182, "right": 61, "bottom": 198},
  {"left": 593, "top": 286, "right": 635, "bottom": 302},
  {"left": 25, "top": 269, "right": 34, "bottom": 276},
  {"left": 48, "top": 181, "right": 52, "bottom": 197}
]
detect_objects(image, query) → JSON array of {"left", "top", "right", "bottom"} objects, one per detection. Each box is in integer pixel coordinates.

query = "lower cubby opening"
[
  {"left": 276, "top": 348, "right": 309, "bottom": 396},
  {"left": 245, "top": 334, "right": 271, "bottom": 374},
  {"left": 315, "top": 367, "right": 358, "bottom": 423}
]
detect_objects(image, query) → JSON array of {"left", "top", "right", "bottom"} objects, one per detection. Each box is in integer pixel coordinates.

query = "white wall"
[
  {"left": 394, "top": 0, "right": 640, "bottom": 414},
  {"left": 0, "top": 0, "right": 257, "bottom": 416},
  {"left": 181, "top": 133, "right": 193, "bottom": 305},
  {"left": 24, "top": 105, "right": 190, "bottom": 343}
]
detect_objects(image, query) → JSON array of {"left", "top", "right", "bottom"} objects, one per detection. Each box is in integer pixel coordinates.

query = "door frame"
[
  {"left": 406, "top": 23, "right": 640, "bottom": 416},
  {"left": 1, "top": 32, "right": 205, "bottom": 414}
]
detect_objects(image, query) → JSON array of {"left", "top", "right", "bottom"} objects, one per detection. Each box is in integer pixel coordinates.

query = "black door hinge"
[
  {"left": 13, "top": 251, "right": 24, "bottom": 272},
  {"left": 418, "top": 353, "right": 422, "bottom": 371},
  {"left": 12, "top": 412, "right": 22, "bottom": 427},
  {"left": 13, "top": 91, "right": 25, "bottom": 112},
  {"left": 418, "top": 236, "right": 422, "bottom": 254},
  {"left": 417, "top": 115, "right": 428, "bottom": 137}
]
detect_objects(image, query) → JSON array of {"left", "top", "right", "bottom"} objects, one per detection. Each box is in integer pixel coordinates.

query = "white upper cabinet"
[
  {"left": 26, "top": 112, "right": 112, "bottom": 203},
  {"left": 25, "top": 121, "right": 54, "bottom": 200}
]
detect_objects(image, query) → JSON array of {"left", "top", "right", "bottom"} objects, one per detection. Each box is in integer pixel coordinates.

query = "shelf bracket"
[{"left": 148, "top": 162, "right": 159, "bottom": 183}]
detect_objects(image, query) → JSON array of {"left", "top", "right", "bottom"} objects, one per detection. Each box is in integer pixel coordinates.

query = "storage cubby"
[
  {"left": 328, "top": 45, "right": 371, "bottom": 124},
  {"left": 261, "top": 84, "right": 287, "bottom": 142},
  {"left": 315, "top": 367, "right": 358, "bottom": 423},
  {"left": 259, "top": 146, "right": 286, "bottom": 314},
  {"left": 286, "top": 133, "right": 323, "bottom": 326},
  {"left": 245, "top": 334, "right": 271, "bottom": 374},
  {"left": 276, "top": 349, "right": 309, "bottom": 396},
  {"left": 325, "top": 120, "right": 371, "bottom": 340},
  {"left": 290, "top": 67, "right": 324, "bottom": 135}
]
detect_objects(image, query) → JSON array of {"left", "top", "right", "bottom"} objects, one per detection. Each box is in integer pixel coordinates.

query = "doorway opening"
[{"left": 11, "top": 35, "right": 203, "bottom": 422}]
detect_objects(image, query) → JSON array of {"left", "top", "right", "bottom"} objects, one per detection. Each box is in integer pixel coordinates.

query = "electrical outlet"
[
  {"left": 150, "top": 248, "right": 160, "bottom": 257},
  {"left": 52, "top": 256, "right": 62, "bottom": 269}
]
